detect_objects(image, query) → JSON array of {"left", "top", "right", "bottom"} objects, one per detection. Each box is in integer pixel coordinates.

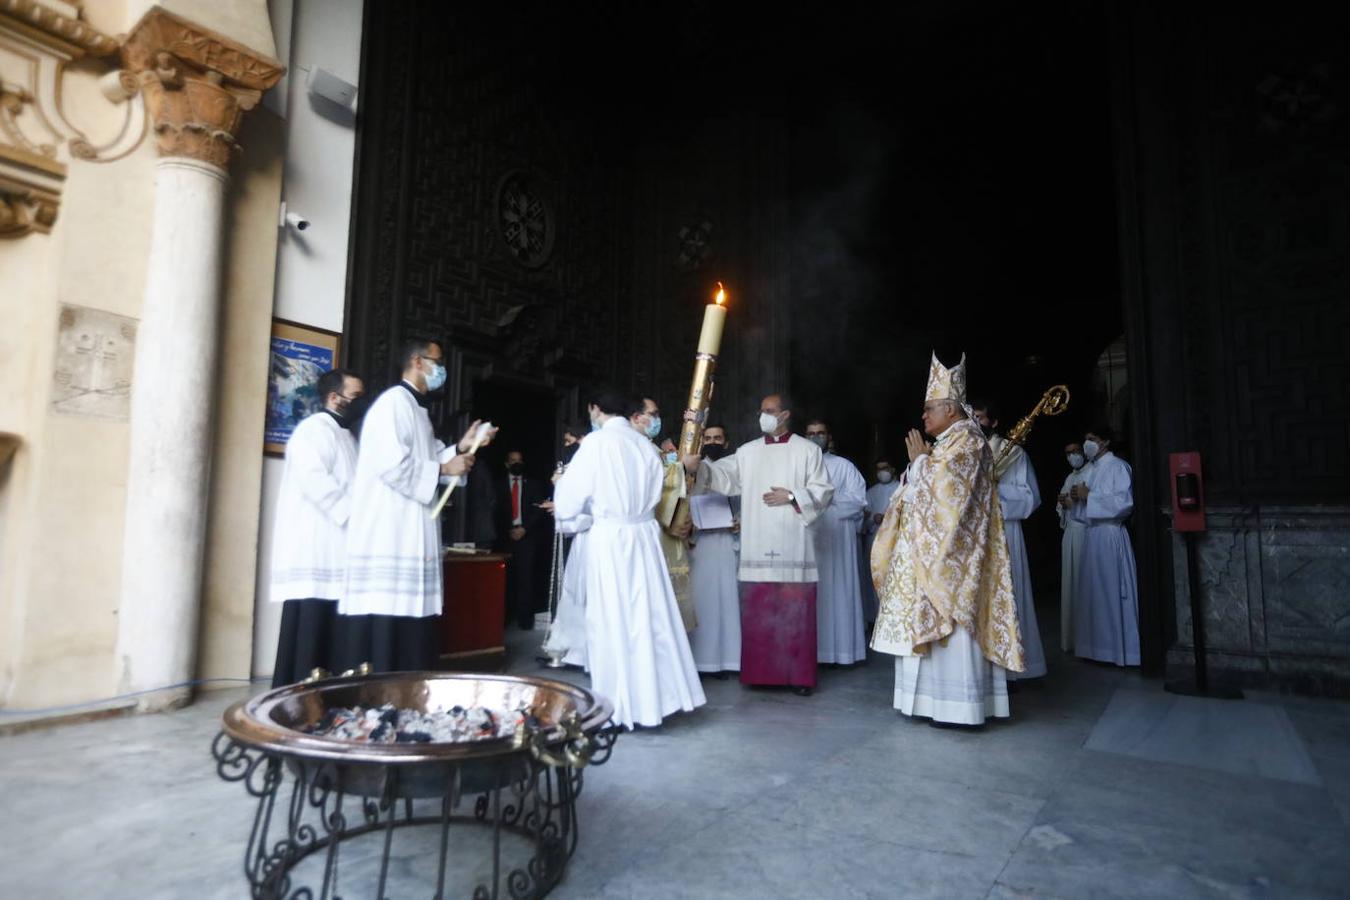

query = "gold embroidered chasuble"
[
  {"left": 869, "top": 418, "right": 1025, "bottom": 672},
  {"left": 657, "top": 460, "right": 696, "bottom": 630}
]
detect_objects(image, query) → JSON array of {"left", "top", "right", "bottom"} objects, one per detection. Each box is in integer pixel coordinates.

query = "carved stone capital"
[
  {"left": 0, "top": 143, "right": 62, "bottom": 237},
  {"left": 121, "top": 7, "right": 283, "bottom": 169}
]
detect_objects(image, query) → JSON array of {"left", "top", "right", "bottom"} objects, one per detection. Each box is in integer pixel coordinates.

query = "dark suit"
[{"left": 495, "top": 472, "right": 552, "bottom": 628}]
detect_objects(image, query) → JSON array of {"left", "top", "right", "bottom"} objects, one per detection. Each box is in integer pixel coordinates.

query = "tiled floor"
[{"left": 2, "top": 627, "right": 1348, "bottom": 899}]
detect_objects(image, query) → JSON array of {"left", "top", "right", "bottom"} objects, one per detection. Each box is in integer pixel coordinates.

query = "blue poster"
[{"left": 266, "top": 337, "right": 335, "bottom": 447}]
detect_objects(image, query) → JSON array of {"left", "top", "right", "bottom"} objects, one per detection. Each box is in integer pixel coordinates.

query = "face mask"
[
  {"left": 590, "top": 418, "right": 602, "bottom": 432},
  {"left": 980, "top": 424, "right": 996, "bottom": 439},
  {"left": 663, "top": 451, "right": 678, "bottom": 465},
  {"left": 807, "top": 434, "right": 827, "bottom": 450},
  {"left": 644, "top": 415, "right": 662, "bottom": 441},
  {"left": 877, "top": 470, "right": 894, "bottom": 483},
  {"left": 1067, "top": 453, "right": 1085, "bottom": 470},
  {"left": 561, "top": 443, "right": 579, "bottom": 464},
  {"left": 424, "top": 361, "right": 447, "bottom": 391},
  {"left": 1083, "top": 440, "right": 1102, "bottom": 460},
  {"left": 702, "top": 444, "right": 727, "bottom": 461},
  {"left": 507, "top": 462, "right": 524, "bottom": 476},
  {"left": 759, "top": 412, "right": 780, "bottom": 434}
]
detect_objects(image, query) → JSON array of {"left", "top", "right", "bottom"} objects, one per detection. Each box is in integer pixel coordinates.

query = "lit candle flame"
[{"left": 715, "top": 283, "right": 726, "bottom": 306}]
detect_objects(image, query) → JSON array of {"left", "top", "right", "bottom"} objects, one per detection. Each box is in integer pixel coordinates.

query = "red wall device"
[{"left": 1169, "top": 451, "right": 1206, "bottom": 533}]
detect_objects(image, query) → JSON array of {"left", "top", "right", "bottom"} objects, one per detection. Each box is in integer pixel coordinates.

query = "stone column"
[{"left": 115, "top": 8, "right": 282, "bottom": 708}]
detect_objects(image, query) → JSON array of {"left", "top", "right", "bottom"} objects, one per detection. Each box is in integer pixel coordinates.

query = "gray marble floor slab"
[{"left": 1084, "top": 687, "right": 1322, "bottom": 785}]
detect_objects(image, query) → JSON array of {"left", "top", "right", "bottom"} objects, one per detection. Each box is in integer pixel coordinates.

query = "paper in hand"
[{"left": 690, "top": 493, "right": 734, "bottom": 530}]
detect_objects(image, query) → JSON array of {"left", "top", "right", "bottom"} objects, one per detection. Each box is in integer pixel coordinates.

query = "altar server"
[
  {"left": 684, "top": 393, "right": 835, "bottom": 695},
  {"left": 552, "top": 387, "right": 705, "bottom": 729},
  {"left": 269, "top": 368, "right": 364, "bottom": 686},
  {"left": 1057, "top": 442, "right": 1089, "bottom": 652},
  {"left": 688, "top": 425, "right": 741, "bottom": 674},
  {"left": 804, "top": 419, "right": 868, "bottom": 665},
  {"left": 340, "top": 339, "right": 491, "bottom": 672},
  {"left": 1071, "top": 426, "right": 1140, "bottom": 666}
]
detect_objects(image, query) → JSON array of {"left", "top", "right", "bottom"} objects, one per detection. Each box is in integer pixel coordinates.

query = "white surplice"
[
  {"left": 688, "top": 495, "right": 740, "bottom": 672},
  {"left": 552, "top": 416, "right": 705, "bottom": 729},
  {"left": 815, "top": 453, "right": 867, "bottom": 664},
  {"left": 543, "top": 515, "right": 591, "bottom": 668},
  {"left": 270, "top": 411, "right": 358, "bottom": 603},
  {"left": 990, "top": 437, "right": 1045, "bottom": 679},
  {"left": 1057, "top": 465, "right": 1089, "bottom": 653},
  {"left": 695, "top": 434, "right": 834, "bottom": 583},
  {"left": 342, "top": 383, "right": 457, "bottom": 618},
  {"left": 1073, "top": 451, "right": 1140, "bottom": 666},
  {"left": 861, "top": 480, "right": 899, "bottom": 622}
]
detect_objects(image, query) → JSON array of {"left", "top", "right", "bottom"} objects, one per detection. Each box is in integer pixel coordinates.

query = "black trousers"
[
  {"left": 502, "top": 534, "right": 544, "bottom": 628},
  {"left": 335, "top": 613, "right": 441, "bottom": 673},
  {"left": 271, "top": 599, "right": 339, "bottom": 688}
]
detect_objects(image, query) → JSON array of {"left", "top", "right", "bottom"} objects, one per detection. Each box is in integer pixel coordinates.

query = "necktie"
[{"left": 512, "top": 477, "right": 521, "bottom": 522}]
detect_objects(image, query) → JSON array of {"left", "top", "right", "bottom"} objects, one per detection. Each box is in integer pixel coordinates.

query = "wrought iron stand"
[{"left": 211, "top": 729, "right": 618, "bottom": 899}]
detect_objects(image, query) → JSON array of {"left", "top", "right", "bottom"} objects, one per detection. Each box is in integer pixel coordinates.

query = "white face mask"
[
  {"left": 1083, "top": 440, "right": 1102, "bottom": 461},
  {"left": 758, "top": 412, "right": 780, "bottom": 434},
  {"left": 877, "top": 470, "right": 894, "bottom": 483},
  {"left": 1067, "top": 452, "right": 1086, "bottom": 469}
]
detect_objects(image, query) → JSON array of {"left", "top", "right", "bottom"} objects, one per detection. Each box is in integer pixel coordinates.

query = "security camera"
[{"left": 279, "top": 202, "right": 310, "bottom": 232}]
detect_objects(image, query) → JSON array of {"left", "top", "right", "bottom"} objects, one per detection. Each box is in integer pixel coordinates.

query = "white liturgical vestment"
[
  {"left": 1073, "top": 452, "right": 1140, "bottom": 666},
  {"left": 1057, "top": 465, "right": 1089, "bottom": 652},
  {"left": 270, "top": 411, "right": 357, "bottom": 603},
  {"left": 815, "top": 452, "right": 867, "bottom": 664},
  {"left": 552, "top": 416, "right": 705, "bottom": 729},
  {"left": 343, "top": 383, "right": 457, "bottom": 618}
]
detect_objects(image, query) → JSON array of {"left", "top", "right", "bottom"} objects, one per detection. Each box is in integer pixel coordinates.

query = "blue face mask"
[
  {"left": 425, "top": 362, "right": 447, "bottom": 392},
  {"left": 663, "top": 451, "right": 678, "bottom": 465},
  {"left": 591, "top": 419, "right": 602, "bottom": 432},
  {"left": 644, "top": 415, "right": 662, "bottom": 440}
]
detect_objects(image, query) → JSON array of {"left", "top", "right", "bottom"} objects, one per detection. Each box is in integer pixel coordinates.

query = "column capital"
[{"left": 121, "top": 6, "right": 283, "bottom": 169}]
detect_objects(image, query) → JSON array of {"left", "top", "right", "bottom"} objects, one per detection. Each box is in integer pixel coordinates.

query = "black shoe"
[{"left": 793, "top": 686, "right": 814, "bottom": 697}]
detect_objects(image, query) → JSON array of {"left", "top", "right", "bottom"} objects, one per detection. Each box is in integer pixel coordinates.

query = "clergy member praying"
[
  {"left": 684, "top": 393, "right": 835, "bottom": 695},
  {"left": 339, "top": 339, "right": 495, "bottom": 672},
  {"left": 552, "top": 387, "right": 705, "bottom": 729},
  {"left": 268, "top": 368, "right": 364, "bottom": 687},
  {"left": 871, "top": 354, "right": 1025, "bottom": 726},
  {"left": 1057, "top": 442, "right": 1089, "bottom": 653}
]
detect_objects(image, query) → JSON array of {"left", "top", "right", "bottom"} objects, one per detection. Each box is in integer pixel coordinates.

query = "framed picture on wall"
[{"left": 264, "top": 318, "right": 342, "bottom": 456}]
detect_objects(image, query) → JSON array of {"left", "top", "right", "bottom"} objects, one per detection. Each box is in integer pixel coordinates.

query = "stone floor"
[{"left": 2, "top": 627, "right": 1349, "bottom": 899}]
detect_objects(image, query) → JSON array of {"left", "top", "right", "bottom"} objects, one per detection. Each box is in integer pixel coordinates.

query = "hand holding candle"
[{"left": 428, "top": 420, "right": 496, "bottom": 520}]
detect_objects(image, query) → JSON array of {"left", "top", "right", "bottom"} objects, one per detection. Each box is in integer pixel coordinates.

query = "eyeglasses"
[
  {"left": 420, "top": 355, "right": 444, "bottom": 365},
  {"left": 337, "top": 393, "right": 363, "bottom": 402}
]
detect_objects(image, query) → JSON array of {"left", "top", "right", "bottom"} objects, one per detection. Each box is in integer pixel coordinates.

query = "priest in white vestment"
[
  {"left": 975, "top": 401, "right": 1046, "bottom": 681},
  {"left": 552, "top": 387, "right": 705, "bottom": 729},
  {"left": 687, "top": 425, "right": 741, "bottom": 674},
  {"left": 861, "top": 459, "right": 900, "bottom": 624},
  {"left": 685, "top": 393, "right": 834, "bottom": 695},
  {"left": 805, "top": 419, "right": 868, "bottom": 665},
  {"left": 269, "top": 369, "right": 364, "bottom": 686},
  {"left": 871, "top": 354, "right": 1024, "bottom": 725},
  {"left": 341, "top": 339, "right": 488, "bottom": 672},
  {"left": 1071, "top": 426, "right": 1140, "bottom": 666},
  {"left": 1056, "top": 442, "right": 1089, "bottom": 653}
]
